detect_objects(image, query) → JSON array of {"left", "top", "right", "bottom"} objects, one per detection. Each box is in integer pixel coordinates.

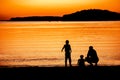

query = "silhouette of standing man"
[{"left": 61, "top": 40, "right": 72, "bottom": 67}]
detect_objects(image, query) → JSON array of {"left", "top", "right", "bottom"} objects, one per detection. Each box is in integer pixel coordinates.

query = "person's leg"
[
  {"left": 90, "top": 62, "right": 93, "bottom": 66},
  {"left": 89, "top": 58, "right": 93, "bottom": 66},
  {"left": 69, "top": 56, "right": 72, "bottom": 67},
  {"left": 65, "top": 56, "right": 67, "bottom": 67},
  {"left": 95, "top": 62, "right": 98, "bottom": 66},
  {"left": 86, "top": 57, "right": 92, "bottom": 66}
]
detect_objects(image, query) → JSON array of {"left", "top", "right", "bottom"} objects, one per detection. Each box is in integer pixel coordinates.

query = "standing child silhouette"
[{"left": 61, "top": 40, "right": 72, "bottom": 67}]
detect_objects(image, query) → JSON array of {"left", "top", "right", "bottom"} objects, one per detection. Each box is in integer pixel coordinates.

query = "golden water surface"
[{"left": 0, "top": 21, "right": 120, "bottom": 67}]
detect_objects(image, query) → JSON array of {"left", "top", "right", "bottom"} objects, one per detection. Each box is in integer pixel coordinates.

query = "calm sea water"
[{"left": 0, "top": 21, "right": 120, "bottom": 67}]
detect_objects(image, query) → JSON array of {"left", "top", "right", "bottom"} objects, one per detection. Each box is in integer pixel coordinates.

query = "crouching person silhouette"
[
  {"left": 61, "top": 40, "right": 72, "bottom": 67},
  {"left": 77, "top": 55, "right": 85, "bottom": 68},
  {"left": 85, "top": 46, "right": 99, "bottom": 66}
]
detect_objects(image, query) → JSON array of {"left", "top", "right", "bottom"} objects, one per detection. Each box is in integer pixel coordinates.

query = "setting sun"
[{"left": 0, "top": 0, "right": 120, "bottom": 20}]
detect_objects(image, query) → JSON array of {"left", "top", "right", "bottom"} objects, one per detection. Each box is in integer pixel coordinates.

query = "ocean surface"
[{"left": 0, "top": 21, "right": 120, "bottom": 67}]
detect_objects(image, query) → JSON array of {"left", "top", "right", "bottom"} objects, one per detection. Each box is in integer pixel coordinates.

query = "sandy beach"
[{"left": 0, "top": 65, "right": 119, "bottom": 80}]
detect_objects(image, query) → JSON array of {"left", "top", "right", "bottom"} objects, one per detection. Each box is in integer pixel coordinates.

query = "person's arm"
[
  {"left": 87, "top": 50, "right": 90, "bottom": 58},
  {"left": 70, "top": 45, "right": 72, "bottom": 53},
  {"left": 61, "top": 45, "right": 65, "bottom": 52}
]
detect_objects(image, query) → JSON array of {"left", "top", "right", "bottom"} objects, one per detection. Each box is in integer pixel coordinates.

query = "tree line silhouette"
[{"left": 10, "top": 9, "right": 120, "bottom": 21}]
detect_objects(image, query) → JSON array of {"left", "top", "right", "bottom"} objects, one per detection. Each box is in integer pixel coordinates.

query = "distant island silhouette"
[{"left": 10, "top": 9, "right": 120, "bottom": 21}]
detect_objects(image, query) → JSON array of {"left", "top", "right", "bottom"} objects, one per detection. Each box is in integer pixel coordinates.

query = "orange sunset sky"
[{"left": 0, "top": 0, "right": 120, "bottom": 20}]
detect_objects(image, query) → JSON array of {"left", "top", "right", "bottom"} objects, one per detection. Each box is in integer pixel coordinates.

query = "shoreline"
[
  {"left": 0, "top": 63, "right": 120, "bottom": 68},
  {"left": 1, "top": 20, "right": 120, "bottom": 22},
  {"left": 0, "top": 64, "right": 120, "bottom": 68}
]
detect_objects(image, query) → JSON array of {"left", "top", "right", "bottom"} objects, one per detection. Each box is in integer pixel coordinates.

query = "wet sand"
[{"left": 0, "top": 66, "right": 119, "bottom": 80}]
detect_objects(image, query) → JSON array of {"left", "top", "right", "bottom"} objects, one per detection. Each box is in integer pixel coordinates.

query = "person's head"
[
  {"left": 80, "top": 55, "right": 84, "bottom": 59},
  {"left": 89, "top": 46, "right": 93, "bottom": 50},
  {"left": 65, "top": 40, "right": 69, "bottom": 44}
]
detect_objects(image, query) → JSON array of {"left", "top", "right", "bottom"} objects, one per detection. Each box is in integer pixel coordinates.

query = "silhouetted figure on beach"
[
  {"left": 85, "top": 46, "right": 99, "bottom": 66},
  {"left": 61, "top": 40, "right": 72, "bottom": 67},
  {"left": 77, "top": 55, "right": 85, "bottom": 67}
]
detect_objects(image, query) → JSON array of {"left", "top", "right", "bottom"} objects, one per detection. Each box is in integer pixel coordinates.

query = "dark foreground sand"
[{"left": 0, "top": 66, "right": 119, "bottom": 80}]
